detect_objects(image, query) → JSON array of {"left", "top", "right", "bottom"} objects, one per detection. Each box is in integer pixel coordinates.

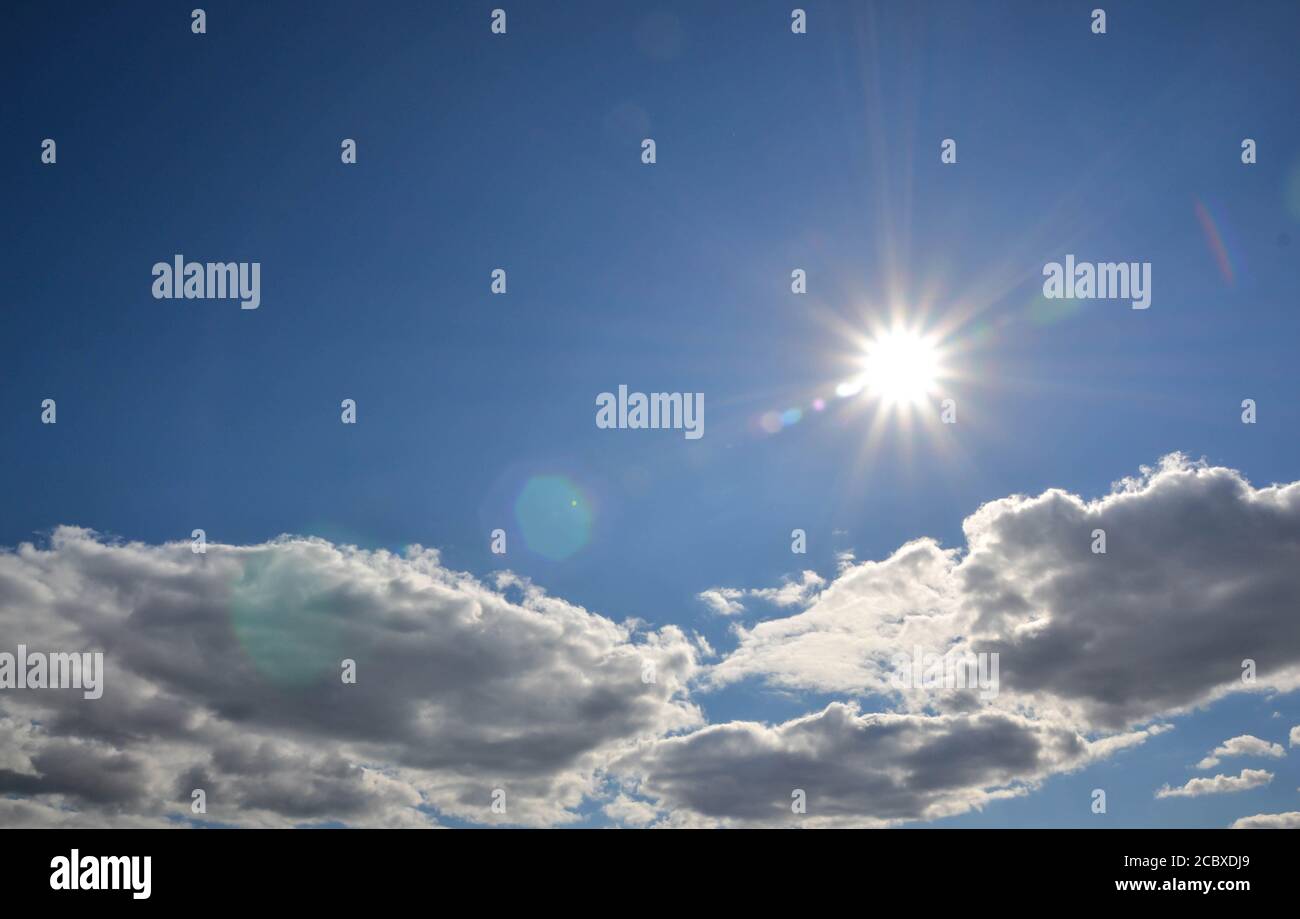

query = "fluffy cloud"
[
  {"left": 707, "top": 537, "right": 963, "bottom": 696},
  {"left": 966, "top": 456, "right": 1300, "bottom": 729},
  {"left": 0, "top": 528, "right": 702, "bottom": 827},
  {"left": 628, "top": 454, "right": 1300, "bottom": 825},
  {"left": 602, "top": 793, "right": 660, "bottom": 827},
  {"left": 1195, "top": 734, "right": 1286, "bottom": 769},
  {"left": 1291, "top": 725, "right": 1300, "bottom": 747},
  {"left": 696, "top": 570, "right": 826, "bottom": 617},
  {"left": 708, "top": 455, "right": 1300, "bottom": 732},
  {"left": 1156, "top": 768, "right": 1274, "bottom": 799},
  {"left": 748, "top": 570, "right": 827, "bottom": 608},
  {"left": 4, "top": 453, "right": 1298, "bottom": 829},
  {"left": 611, "top": 702, "right": 1164, "bottom": 827},
  {"left": 696, "top": 588, "right": 744, "bottom": 617},
  {"left": 1231, "top": 811, "right": 1300, "bottom": 829}
]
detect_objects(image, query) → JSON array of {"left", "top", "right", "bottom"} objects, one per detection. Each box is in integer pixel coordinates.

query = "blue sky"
[{"left": 3, "top": 1, "right": 1300, "bottom": 828}]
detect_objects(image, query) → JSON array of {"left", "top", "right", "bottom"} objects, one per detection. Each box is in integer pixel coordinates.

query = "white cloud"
[
  {"left": 5, "top": 454, "right": 1299, "bottom": 828},
  {"left": 1156, "top": 768, "right": 1273, "bottom": 799},
  {"left": 642, "top": 454, "right": 1300, "bottom": 825},
  {"left": 708, "top": 538, "right": 963, "bottom": 696},
  {"left": 1290, "top": 725, "right": 1300, "bottom": 747},
  {"left": 696, "top": 588, "right": 744, "bottom": 617},
  {"left": 1231, "top": 811, "right": 1300, "bottom": 829},
  {"left": 602, "top": 793, "right": 660, "bottom": 827},
  {"left": 706, "top": 455, "right": 1300, "bottom": 733},
  {"left": 1195, "top": 734, "right": 1285, "bottom": 769},
  {"left": 0, "top": 527, "right": 702, "bottom": 827},
  {"left": 749, "top": 570, "right": 826, "bottom": 607},
  {"left": 697, "top": 570, "right": 826, "bottom": 617}
]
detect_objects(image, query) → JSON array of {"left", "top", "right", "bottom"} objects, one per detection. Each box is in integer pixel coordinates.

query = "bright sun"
[{"left": 855, "top": 328, "right": 943, "bottom": 407}]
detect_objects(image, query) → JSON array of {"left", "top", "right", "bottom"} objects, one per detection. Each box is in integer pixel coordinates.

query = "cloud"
[
  {"left": 1156, "top": 768, "right": 1273, "bottom": 799},
  {"left": 602, "top": 793, "right": 660, "bottom": 827},
  {"left": 1231, "top": 811, "right": 1300, "bottom": 829},
  {"left": 633, "top": 454, "right": 1300, "bottom": 825},
  {"left": 611, "top": 702, "right": 1165, "bottom": 828},
  {"left": 1291, "top": 725, "right": 1300, "bottom": 747},
  {"left": 966, "top": 456, "right": 1300, "bottom": 729},
  {"left": 708, "top": 537, "right": 963, "bottom": 695},
  {"left": 0, "top": 527, "right": 702, "bottom": 827},
  {"left": 705, "top": 455, "right": 1300, "bottom": 732},
  {"left": 749, "top": 570, "right": 827, "bottom": 608},
  {"left": 696, "top": 570, "right": 826, "bottom": 618},
  {"left": 1195, "top": 734, "right": 1286, "bottom": 769},
  {"left": 696, "top": 588, "right": 744, "bottom": 617},
  {"left": 4, "top": 454, "right": 1297, "bottom": 828}
]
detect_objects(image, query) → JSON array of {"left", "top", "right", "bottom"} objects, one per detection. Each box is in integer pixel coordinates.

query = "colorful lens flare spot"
[
  {"left": 1027, "top": 290, "right": 1082, "bottom": 326},
  {"left": 1194, "top": 198, "right": 1236, "bottom": 285},
  {"left": 229, "top": 553, "right": 346, "bottom": 689},
  {"left": 514, "top": 475, "right": 593, "bottom": 560}
]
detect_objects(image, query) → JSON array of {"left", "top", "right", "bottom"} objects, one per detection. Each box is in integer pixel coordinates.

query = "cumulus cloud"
[
  {"left": 632, "top": 454, "right": 1300, "bottom": 826},
  {"left": 1291, "top": 725, "right": 1300, "bottom": 747},
  {"left": 1231, "top": 811, "right": 1300, "bottom": 829},
  {"left": 611, "top": 702, "right": 1165, "bottom": 827},
  {"left": 0, "top": 528, "right": 702, "bottom": 827},
  {"left": 707, "top": 538, "right": 962, "bottom": 696},
  {"left": 706, "top": 455, "right": 1300, "bottom": 732},
  {"left": 1195, "top": 734, "right": 1286, "bottom": 769},
  {"left": 602, "top": 793, "right": 660, "bottom": 827},
  {"left": 1156, "top": 768, "right": 1273, "bottom": 799},
  {"left": 966, "top": 456, "right": 1300, "bottom": 729},
  {"left": 4, "top": 453, "right": 1298, "bottom": 829}
]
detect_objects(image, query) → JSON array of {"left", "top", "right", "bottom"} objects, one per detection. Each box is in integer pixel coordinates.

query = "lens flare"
[
  {"left": 514, "top": 475, "right": 593, "bottom": 560},
  {"left": 229, "top": 552, "right": 347, "bottom": 689},
  {"left": 1194, "top": 198, "right": 1236, "bottom": 286}
]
